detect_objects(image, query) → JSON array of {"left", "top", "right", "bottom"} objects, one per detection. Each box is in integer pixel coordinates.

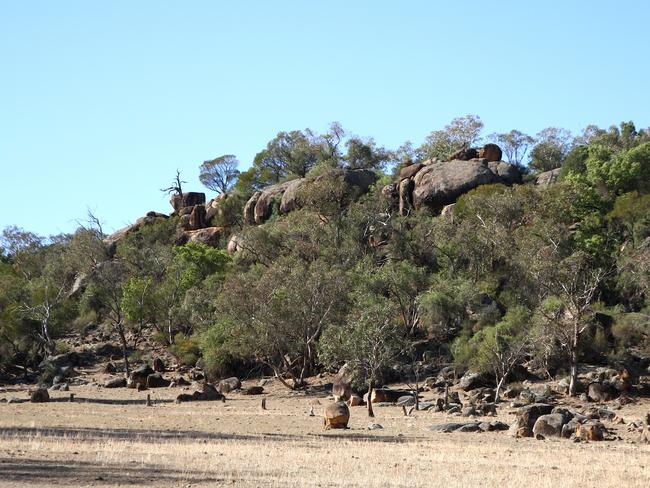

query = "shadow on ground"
[
  {"left": 0, "top": 425, "right": 416, "bottom": 444},
  {"left": 0, "top": 457, "right": 223, "bottom": 485}
]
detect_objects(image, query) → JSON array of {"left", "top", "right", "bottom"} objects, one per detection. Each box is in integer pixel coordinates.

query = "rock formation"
[
  {"left": 391, "top": 144, "right": 522, "bottom": 216},
  {"left": 243, "top": 169, "right": 377, "bottom": 225}
]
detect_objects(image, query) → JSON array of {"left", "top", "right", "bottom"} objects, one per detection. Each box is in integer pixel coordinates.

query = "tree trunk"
[
  {"left": 568, "top": 323, "right": 579, "bottom": 397},
  {"left": 117, "top": 324, "right": 130, "bottom": 377},
  {"left": 495, "top": 375, "right": 506, "bottom": 403},
  {"left": 413, "top": 376, "right": 419, "bottom": 411},
  {"left": 367, "top": 380, "right": 375, "bottom": 418}
]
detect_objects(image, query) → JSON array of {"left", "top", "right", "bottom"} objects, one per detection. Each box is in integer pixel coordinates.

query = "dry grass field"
[{"left": 2, "top": 377, "right": 650, "bottom": 487}]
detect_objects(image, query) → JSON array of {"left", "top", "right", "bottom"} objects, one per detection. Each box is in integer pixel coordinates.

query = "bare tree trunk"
[
  {"left": 568, "top": 322, "right": 580, "bottom": 396},
  {"left": 367, "top": 380, "right": 375, "bottom": 418},
  {"left": 117, "top": 323, "right": 130, "bottom": 377},
  {"left": 495, "top": 375, "right": 506, "bottom": 403}
]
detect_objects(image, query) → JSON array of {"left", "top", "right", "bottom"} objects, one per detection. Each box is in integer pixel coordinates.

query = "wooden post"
[
  {"left": 261, "top": 398, "right": 267, "bottom": 410},
  {"left": 146, "top": 394, "right": 152, "bottom": 407},
  {"left": 69, "top": 393, "right": 75, "bottom": 403}
]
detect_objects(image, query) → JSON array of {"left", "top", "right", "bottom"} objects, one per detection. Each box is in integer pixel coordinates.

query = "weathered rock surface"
[
  {"left": 176, "top": 383, "right": 225, "bottom": 403},
  {"left": 146, "top": 373, "right": 171, "bottom": 388},
  {"left": 227, "top": 234, "right": 244, "bottom": 254},
  {"left": 177, "top": 226, "right": 224, "bottom": 247},
  {"left": 243, "top": 169, "right": 377, "bottom": 225},
  {"left": 30, "top": 388, "right": 50, "bottom": 403},
  {"left": 478, "top": 143, "right": 503, "bottom": 162},
  {"left": 104, "top": 212, "right": 169, "bottom": 250},
  {"left": 252, "top": 181, "right": 293, "bottom": 224},
  {"left": 218, "top": 377, "right": 241, "bottom": 394},
  {"left": 323, "top": 402, "right": 350, "bottom": 429},
  {"left": 170, "top": 192, "right": 206, "bottom": 213},
  {"left": 412, "top": 160, "right": 505, "bottom": 211},
  {"left": 532, "top": 413, "right": 568, "bottom": 437},
  {"left": 104, "top": 377, "right": 127, "bottom": 388},
  {"left": 535, "top": 168, "right": 561, "bottom": 186},
  {"left": 130, "top": 365, "right": 154, "bottom": 387},
  {"left": 510, "top": 403, "right": 554, "bottom": 438},
  {"left": 332, "top": 364, "right": 353, "bottom": 402},
  {"left": 588, "top": 382, "right": 616, "bottom": 402}
]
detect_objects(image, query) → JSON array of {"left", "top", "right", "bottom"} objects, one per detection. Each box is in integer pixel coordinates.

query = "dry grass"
[
  {"left": 2, "top": 430, "right": 650, "bottom": 487},
  {"left": 2, "top": 379, "right": 650, "bottom": 487}
]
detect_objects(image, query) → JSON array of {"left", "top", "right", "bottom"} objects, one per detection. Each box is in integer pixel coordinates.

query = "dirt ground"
[{"left": 1, "top": 375, "right": 650, "bottom": 487}]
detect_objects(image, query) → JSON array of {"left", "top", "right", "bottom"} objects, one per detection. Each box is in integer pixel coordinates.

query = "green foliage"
[
  {"left": 199, "top": 154, "right": 240, "bottom": 194},
  {"left": 419, "top": 114, "right": 484, "bottom": 160},
  {"left": 2, "top": 118, "right": 650, "bottom": 390},
  {"left": 529, "top": 127, "right": 573, "bottom": 172},
  {"left": 559, "top": 145, "right": 589, "bottom": 179},
  {"left": 168, "top": 332, "right": 201, "bottom": 366},
  {"left": 319, "top": 294, "right": 406, "bottom": 387}
]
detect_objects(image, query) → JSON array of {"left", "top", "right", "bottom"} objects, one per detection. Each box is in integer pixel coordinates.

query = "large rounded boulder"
[
  {"left": 412, "top": 160, "right": 502, "bottom": 211},
  {"left": 323, "top": 402, "right": 350, "bottom": 429}
]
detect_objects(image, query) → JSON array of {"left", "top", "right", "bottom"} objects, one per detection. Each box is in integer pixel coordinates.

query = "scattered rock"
[
  {"left": 241, "top": 386, "right": 264, "bottom": 395},
  {"left": 576, "top": 422, "right": 605, "bottom": 441},
  {"left": 461, "top": 406, "right": 476, "bottom": 417},
  {"left": 367, "top": 423, "right": 384, "bottom": 430},
  {"left": 146, "top": 373, "right": 171, "bottom": 388},
  {"left": 459, "top": 372, "right": 488, "bottom": 391},
  {"left": 412, "top": 159, "right": 520, "bottom": 212},
  {"left": 176, "top": 383, "right": 225, "bottom": 403},
  {"left": 323, "top": 402, "right": 350, "bottom": 429},
  {"left": 30, "top": 388, "right": 49, "bottom": 403},
  {"left": 129, "top": 365, "right": 154, "bottom": 386},
  {"left": 348, "top": 394, "right": 364, "bottom": 407},
  {"left": 218, "top": 377, "right": 241, "bottom": 394},
  {"left": 104, "top": 362, "right": 117, "bottom": 374},
  {"left": 588, "top": 382, "right": 616, "bottom": 402},
  {"left": 509, "top": 403, "right": 554, "bottom": 438},
  {"left": 152, "top": 357, "right": 165, "bottom": 373},
  {"left": 533, "top": 413, "right": 568, "bottom": 438}
]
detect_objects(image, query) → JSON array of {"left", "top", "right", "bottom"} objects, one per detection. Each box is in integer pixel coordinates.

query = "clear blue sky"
[{"left": 3, "top": 1, "right": 649, "bottom": 236}]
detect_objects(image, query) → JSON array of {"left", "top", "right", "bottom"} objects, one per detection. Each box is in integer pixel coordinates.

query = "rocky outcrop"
[
  {"left": 243, "top": 169, "right": 377, "bottom": 225},
  {"left": 179, "top": 205, "right": 207, "bottom": 231},
  {"left": 448, "top": 147, "right": 479, "bottom": 161},
  {"left": 388, "top": 144, "right": 523, "bottom": 216},
  {"left": 412, "top": 160, "right": 503, "bottom": 211},
  {"left": 535, "top": 168, "right": 561, "bottom": 186},
  {"left": 177, "top": 227, "right": 224, "bottom": 247},
  {"left": 104, "top": 212, "right": 169, "bottom": 250},
  {"left": 170, "top": 192, "right": 206, "bottom": 213},
  {"left": 227, "top": 234, "right": 244, "bottom": 254},
  {"left": 253, "top": 181, "right": 293, "bottom": 224},
  {"left": 478, "top": 143, "right": 502, "bottom": 162}
]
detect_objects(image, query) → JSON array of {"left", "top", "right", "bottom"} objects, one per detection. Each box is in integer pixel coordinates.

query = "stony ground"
[{"left": 2, "top": 370, "right": 650, "bottom": 487}]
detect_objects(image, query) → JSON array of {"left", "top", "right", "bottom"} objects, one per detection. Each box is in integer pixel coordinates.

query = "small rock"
[
  {"left": 368, "top": 423, "right": 384, "bottom": 430},
  {"left": 30, "top": 388, "right": 49, "bottom": 403},
  {"left": 241, "top": 386, "right": 264, "bottom": 395},
  {"left": 218, "top": 377, "right": 241, "bottom": 394}
]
